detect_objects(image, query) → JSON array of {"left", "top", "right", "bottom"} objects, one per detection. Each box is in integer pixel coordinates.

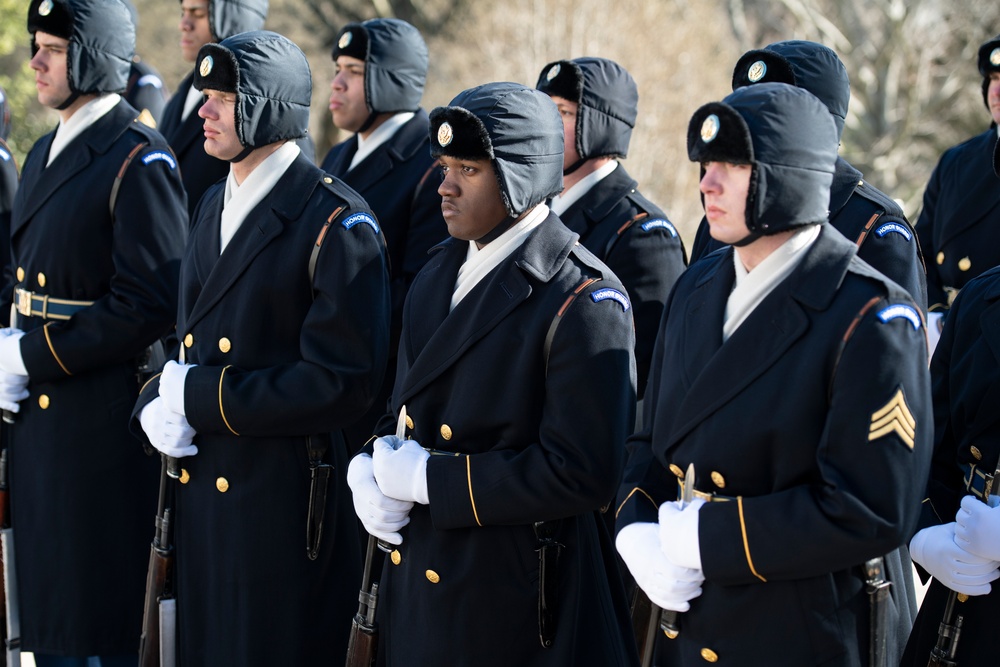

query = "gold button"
[
  {"left": 936, "top": 252, "right": 944, "bottom": 265},
  {"left": 179, "top": 469, "right": 190, "bottom": 484},
  {"left": 711, "top": 471, "right": 726, "bottom": 488},
  {"left": 405, "top": 415, "right": 414, "bottom": 430},
  {"left": 669, "top": 464, "right": 684, "bottom": 478},
  {"left": 391, "top": 550, "right": 401, "bottom": 565},
  {"left": 971, "top": 446, "right": 983, "bottom": 461},
  {"left": 440, "top": 424, "right": 452, "bottom": 440},
  {"left": 16, "top": 267, "right": 24, "bottom": 282},
  {"left": 425, "top": 569, "right": 440, "bottom": 583},
  {"left": 957, "top": 593, "right": 969, "bottom": 603},
  {"left": 37, "top": 272, "right": 46, "bottom": 287},
  {"left": 184, "top": 333, "right": 193, "bottom": 348},
  {"left": 216, "top": 477, "right": 229, "bottom": 493},
  {"left": 958, "top": 257, "right": 972, "bottom": 272},
  {"left": 700, "top": 648, "right": 718, "bottom": 663},
  {"left": 38, "top": 394, "right": 50, "bottom": 409},
  {"left": 323, "top": 176, "right": 333, "bottom": 184},
  {"left": 218, "top": 337, "right": 231, "bottom": 353}
]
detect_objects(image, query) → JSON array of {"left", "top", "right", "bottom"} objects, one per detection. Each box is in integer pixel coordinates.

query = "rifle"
[
  {"left": 0, "top": 447, "right": 16, "bottom": 667},
  {"left": 345, "top": 534, "right": 382, "bottom": 667},
  {"left": 139, "top": 455, "right": 176, "bottom": 667}
]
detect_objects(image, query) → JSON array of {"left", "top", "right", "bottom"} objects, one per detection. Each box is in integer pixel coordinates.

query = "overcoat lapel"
[{"left": 938, "top": 132, "right": 1000, "bottom": 247}]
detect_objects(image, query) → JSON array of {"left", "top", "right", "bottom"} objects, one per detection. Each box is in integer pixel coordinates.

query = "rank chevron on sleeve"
[{"left": 868, "top": 388, "right": 915, "bottom": 449}]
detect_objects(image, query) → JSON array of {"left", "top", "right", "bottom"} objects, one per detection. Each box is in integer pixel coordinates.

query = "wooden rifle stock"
[
  {"left": 345, "top": 535, "right": 383, "bottom": 667},
  {"left": 139, "top": 457, "right": 174, "bottom": 667}
]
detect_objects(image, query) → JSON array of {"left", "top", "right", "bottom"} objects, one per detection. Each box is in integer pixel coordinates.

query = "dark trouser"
[{"left": 32, "top": 655, "right": 136, "bottom": 667}]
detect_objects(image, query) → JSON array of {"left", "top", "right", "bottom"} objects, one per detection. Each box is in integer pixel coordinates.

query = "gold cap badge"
[
  {"left": 437, "top": 122, "right": 454, "bottom": 147},
  {"left": 38, "top": 0, "right": 53, "bottom": 16},
  {"left": 748, "top": 60, "right": 767, "bottom": 82},
  {"left": 339, "top": 31, "right": 353, "bottom": 49},
  {"left": 991, "top": 47, "right": 1000, "bottom": 67},
  {"left": 701, "top": 114, "right": 720, "bottom": 143},
  {"left": 199, "top": 55, "right": 214, "bottom": 77},
  {"left": 546, "top": 63, "right": 561, "bottom": 81}
]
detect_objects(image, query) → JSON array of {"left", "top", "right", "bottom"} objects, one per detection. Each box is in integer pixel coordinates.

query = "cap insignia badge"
[
  {"left": 38, "top": 0, "right": 53, "bottom": 16},
  {"left": 701, "top": 114, "right": 720, "bottom": 143},
  {"left": 748, "top": 60, "right": 767, "bottom": 82},
  {"left": 991, "top": 47, "right": 1000, "bottom": 67},
  {"left": 437, "top": 122, "right": 453, "bottom": 147},
  {"left": 546, "top": 64, "right": 561, "bottom": 81},
  {"left": 339, "top": 32, "right": 353, "bottom": 49},
  {"left": 199, "top": 55, "right": 214, "bottom": 77}
]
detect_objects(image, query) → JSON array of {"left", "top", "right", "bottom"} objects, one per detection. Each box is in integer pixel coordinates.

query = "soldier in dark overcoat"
[
  {"left": 347, "top": 82, "right": 638, "bottom": 666},
  {"left": 918, "top": 34, "right": 1000, "bottom": 330},
  {"left": 0, "top": 0, "right": 187, "bottom": 663},
  {"left": 535, "top": 57, "right": 687, "bottom": 399},
  {"left": 615, "top": 83, "right": 932, "bottom": 666},
  {"left": 158, "top": 0, "right": 268, "bottom": 217},
  {"left": 321, "top": 19, "right": 447, "bottom": 450},
  {"left": 690, "top": 41, "right": 927, "bottom": 314},
  {"left": 0, "top": 86, "right": 17, "bottom": 311},
  {"left": 898, "top": 162, "right": 1000, "bottom": 666},
  {"left": 132, "top": 31, "right": 390, "bottom": 666}
]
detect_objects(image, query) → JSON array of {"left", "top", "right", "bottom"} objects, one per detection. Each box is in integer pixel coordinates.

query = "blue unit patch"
[
  {"left": 641, "top": 218, "right": 678, "bottom": 237},
  {"left": 0, "top": 147, "right": 9, "bottom": 162},
  {"left": 874, "top": 222, "right": 912, "bottom": 241},
  {"left": 342, "top": 212, "right": 380, "bottom": 234},
  {"left": 877, "top": 304, "right": 921, "bottom": 330},
  {"left": 591, "top": 288, "right": 630, "bottom": 312},
  {"left": 142, "top": 151, "right": 177, "bottom": 169}
]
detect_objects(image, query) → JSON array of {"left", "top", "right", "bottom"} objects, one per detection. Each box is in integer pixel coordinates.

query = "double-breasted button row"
[
  {"left": 174, "top": 470, "right": 229, "bottom": 493},
  {"left": 182, "top": 334, "right": 232, "bottom": 354},
  {"left": 15, "top": 268, "right": 48, "bottom": 286},
  {"left": 936, "top": 252, "right": 972, "bottom": 272},
  {"left": 669, "top": 463, "right": 727, "bottom": 490},
  {"left": 386, "top": 548, "right": 439, "bottom": 584}
]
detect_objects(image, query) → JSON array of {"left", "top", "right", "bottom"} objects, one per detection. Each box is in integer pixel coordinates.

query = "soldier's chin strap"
[
  {"left": 475, "top": 214, "right": 520, "bottom": 246},
  {"left": 731, "top": 229, "right": 762, "bottom": 247},
  {"left": 229, "top": 145, "right": 255, "bottom": 163},
  {"left": 55, "top": 90, "right": 80, "bottom": 111},
  {"left": 563, "top": 157, "right": 588, "bottom": 176}
]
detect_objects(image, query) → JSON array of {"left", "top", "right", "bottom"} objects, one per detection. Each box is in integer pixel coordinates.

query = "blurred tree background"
[{"left": 0, "top": 0, "right": 997, "bottom": 245}]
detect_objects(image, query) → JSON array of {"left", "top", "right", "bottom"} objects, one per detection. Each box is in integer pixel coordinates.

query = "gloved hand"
[
  {"left": 0, "top": 329, "right": 27, "bottom": 376},
  {"left": 616, "top": 522, "right": 704, "bottom": 612},
  {"left": 347, "top": 453, "right": 414, "bottom": 545},
  {"left": 910, "top": 522, "right": 1000, "bottom": 596},
  {"left": 0, "top": 369, "right": 29, "bottom": 413},
  {"left": 139, "top": 397, "right": 198, "bottom": 459},
  {"left": 159, "top": 360, "right": 195, "bottom": 416},
  {"left": 658, "top": 497, "right": 707, "bottom": 570},
  {"left": 372, "top": 435, "right": 430, "bottom": 505},
  {"left": 955, "top": 494, "right": 1000, "bottom": 561}
]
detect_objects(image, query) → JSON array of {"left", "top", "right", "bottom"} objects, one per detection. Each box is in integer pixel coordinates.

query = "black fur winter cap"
[{"left": 979, "top": 34, "right": 1000, "bottom": 110}]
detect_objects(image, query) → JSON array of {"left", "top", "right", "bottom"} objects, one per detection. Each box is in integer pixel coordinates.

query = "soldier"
[
  {"left": 158, "top": 0, "right": 267, "bottom": 216},
  {"left": 133, "top": 30, "right": 390, "bottom": 665},
  {"left": 121, "top": 0, "right": 169, "bottom": 127},
  {"left": 0, "top": 85, "right": 16, "bottom": 306},
  {"left": 917, "top": 34, "right": 1000, "bottom": 344},
  {"left": 690, "top": 41, "right": 927, "bottom": 314},
  {"left": 321, "top": 18, "right": 446, "bottom": 450},
  {"left": 0, "top": 0, "right": 187, "bottom": 664},
  {"left": 616, "top": 83, "right": 932, "bottom": 666},
  {"left": 347, "top": 82, "right": 638, "bottom": 665},
  {"left": 535, "top": 57, "right": 687, "bottom": 399}
]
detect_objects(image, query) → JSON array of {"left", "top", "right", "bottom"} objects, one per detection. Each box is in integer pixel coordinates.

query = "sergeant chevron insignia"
[{"left": 868, "top": 388, "right": 915, "bottom": 449}]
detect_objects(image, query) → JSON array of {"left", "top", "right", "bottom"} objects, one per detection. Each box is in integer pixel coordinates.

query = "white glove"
[
  {"left": 617, "top": 522, "right": 704, "bottom": 612},
  {"left": 139, "top": 397, "right": 198, "bottom": 459},
  {"left": 955, "top": 494, "right": 1000, "bottom": 561},
  {"left": 159, "top": 360, "right": 195, "bottom": 416},
  {"left": 910, "top": 522, "right": 1000, "bottom": 596},
  {"left": 347, "top": 453, "right": 414, "bottom": 545},
  {"left": 658, "top": 497, "right": 706, "bottom": 571},
  {"left": 372, "top": 435, "right": 430, "bottom": 505},
  {"left": 0, "top": 329, "right": 27, "bottom": 376},
  {"left": 0, "top": 369, "right": 29, "bottom": 412}
]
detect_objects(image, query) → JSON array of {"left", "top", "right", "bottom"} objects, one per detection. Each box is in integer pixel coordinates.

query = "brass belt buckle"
[{"left": 16, "top": 289, "right": 32, "bottom": 318}]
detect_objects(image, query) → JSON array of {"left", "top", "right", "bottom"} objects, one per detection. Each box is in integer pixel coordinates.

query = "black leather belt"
[
  {"left": 961, "top": 461, "right": 995, "bottom": 501},
  {"left": 14, "top": 288, "right": 93, "bottom": 321}
]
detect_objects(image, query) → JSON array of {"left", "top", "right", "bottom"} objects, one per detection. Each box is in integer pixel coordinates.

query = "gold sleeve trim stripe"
[
  {"left": 219, "top": 365, "right": 239, "bottom": 436},
  {"left": 615, "top": 486, "right": 658, "bottom": 518},
  {"left": 43, "top": 322, "right": 71, "bottom": 375},
  {"left": 738, "top": 496, "right": 767, "bottom": 582},
  {"left": 466, "top": 455, "right": 482, "bottom": 526},
  {"left": 138, "top": 372, "right": 162, "bottom": 395}
]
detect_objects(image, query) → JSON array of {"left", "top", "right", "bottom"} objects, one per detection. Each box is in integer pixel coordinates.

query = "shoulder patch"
[
  {"left": 640, "top": 218, "right": 678, "bottom": 237},
  {"left": 341, "top": 212, "right": 380, "bottom": 234},
  {"left": 136, "top": 74, "right": 164, "bottom": 89},
  {"left": 876, "top": 304, "right": 921, "bottom": 330},
  {"left": 591, "top": 288, "right": 630, "bottom": 312},
  {"left": 874, "top": 221, "right": 912, "bottom": 242},
  {"left": 0, "top": 147, "right": 9, "bottom": 162},
  {"left": 141, "top": 151, "right": 176, "bottom": 169}
]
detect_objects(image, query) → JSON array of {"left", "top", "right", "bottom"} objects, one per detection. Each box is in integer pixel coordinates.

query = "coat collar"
[
  {"left": 397, "top": 213, "right": 577, "bottom": 402},
  {"left": 829, "top": 156, "right": 862, "bottom": 219},
  {"left": 330, "top": 109, "right": 430, "bottom": 189},
  {"left": 558, "top": 163, "right": 636, "bottom": 235},
  {"left": 938, "top": 129, "right": 1000, "bottom": 247}
]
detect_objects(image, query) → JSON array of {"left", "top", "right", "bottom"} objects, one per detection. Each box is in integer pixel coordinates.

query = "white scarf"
[
  {"left": 549, "top": 160, "right": 618, "bottom": 215},
  {"left": 219, "top": 142, "right": 300, "bottom": 253},
  {"left": 47, "top": 94, "right": 121, "bottom": 166},
  {"left": 350, "top": 111, "right": 415, "bottom": 172}
]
